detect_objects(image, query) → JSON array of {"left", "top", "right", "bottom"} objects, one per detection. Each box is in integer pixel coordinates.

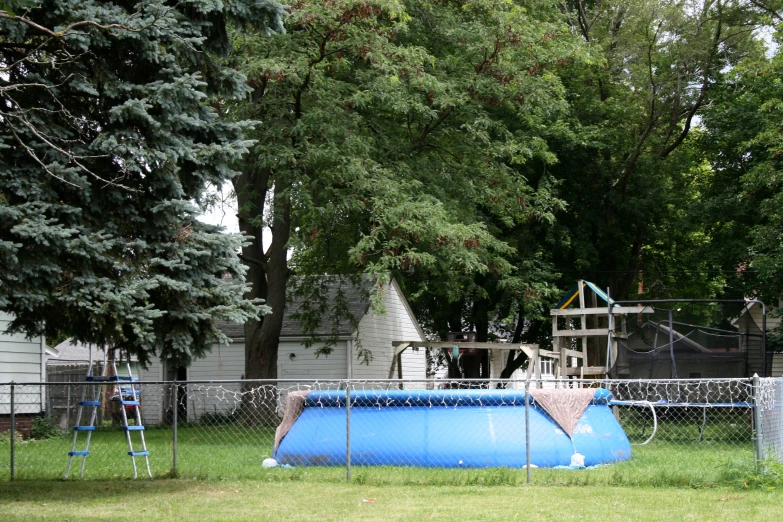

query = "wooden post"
[
  {"left": 396, "top": 351, "right": 403, "bottom": 389},
  {"left": 553, "top": 306, "right": 565, "bottom": 381},
  {"left": 578, "top": 279, "right": 587, "bottom": 380},
  {"left": 606, "top": 289, "right": 613, "bottom": 374},
  {"left": 534, "top": 345, "right": 542, "bottom": 387},
  {"left": 589, "top": 289, "right": 598, "bottom": 373},
  {"left": 387, "top": 352, "right": 397, "bottom": 379}
]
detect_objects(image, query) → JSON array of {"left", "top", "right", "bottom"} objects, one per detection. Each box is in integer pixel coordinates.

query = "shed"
[
  {"left": 731, "top": 300, "right": 782, "bottom": 377},
  {"left": 138, "top": 276, "right": 427, "bottom": 424}
]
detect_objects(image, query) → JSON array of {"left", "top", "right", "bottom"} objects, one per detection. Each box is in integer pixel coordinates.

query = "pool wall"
[{"left": 274, "top": 388, "right": 631, "bottom": 468}]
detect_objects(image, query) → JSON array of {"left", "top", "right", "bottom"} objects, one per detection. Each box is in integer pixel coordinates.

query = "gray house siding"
[
  {"left": 733, "top": 302, "right": 780, "bottom": 377},
  {"left": 352, "top": 280, "right": 426, "bottom": 383}
]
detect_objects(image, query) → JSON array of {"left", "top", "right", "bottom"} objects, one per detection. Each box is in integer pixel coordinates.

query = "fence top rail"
[{"left": 0, "top": 377, "right": 759, "bottom": 386}]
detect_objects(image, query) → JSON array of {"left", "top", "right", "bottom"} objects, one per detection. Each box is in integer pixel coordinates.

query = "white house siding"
[
  {"left": 744, "top": 303, "right": 782, "bottom": 332},
  {"left": 140, "top": 340, "right": 350, "bottom": 425},
  {"left": 190, "top": 342, "right": 245, "bottom": 381},
  {"left": 137, "top": 342, "right": 246, "bottom": 425},
  {"left": 278, "top": 340, "right": 348, "bottom": 382},
  {"left": 138, "top": 358, "right": 164, "bottom": 382},
  {"left": 351, "top": 280, "right": 426, "bottom": 386},
  {"left": 0, "top": 313, "right": 44, "bottom": 414},
  {"left": 137, "top": 358, "right": 163, "bottom": 425}
]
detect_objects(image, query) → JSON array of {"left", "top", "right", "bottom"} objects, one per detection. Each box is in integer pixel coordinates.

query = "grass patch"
[
  {"left": 0, "top": 422, "right": 763, "bottom": 489},
  {"left": 0, "top": 480, "right": 781, "bottom": 521}
]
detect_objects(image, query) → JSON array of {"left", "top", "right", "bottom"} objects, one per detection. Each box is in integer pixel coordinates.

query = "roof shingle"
[{"left": 217, "top": 276, "right": 372, "bottom": 341}]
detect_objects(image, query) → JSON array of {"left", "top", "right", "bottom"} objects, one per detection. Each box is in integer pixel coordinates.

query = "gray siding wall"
[
  {"left": 136, "top": 359, "right": 162, "bottom": 425},
  {"left": 190, "top": 342, "right": 244, "bottom": 381},
  {"left": 772, "top": 353, "right": 783, "bottom": 377},
  {"left": 0, "top": 312, "right": 44, "bottom": 414},
  {"left": 138, "top": 358, "right": 164, "bottom": 382}
]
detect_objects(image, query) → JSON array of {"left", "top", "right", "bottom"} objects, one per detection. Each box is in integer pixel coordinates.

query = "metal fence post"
[
  {"left": 10, "top": 383, "right": 15, "bottom": 481},
  {"left": 172, "top": 383, "right": 178, "bottom": 477},
  {"left": 66, "top": 384, "right": 72, "bottom": 428},
  {"left": 346, "top": 381, "right": 351, "bottom": 483},
  {"left": 753, "top": 374, "right": 763, "bottom": 467},
  {"left": 525, "top": 379, "right": 531, "bottom": 484}
]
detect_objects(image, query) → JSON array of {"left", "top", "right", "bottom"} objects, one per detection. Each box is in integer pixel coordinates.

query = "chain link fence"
[{"left": 0, "top": 377, "right": 774, "bottom": 484}]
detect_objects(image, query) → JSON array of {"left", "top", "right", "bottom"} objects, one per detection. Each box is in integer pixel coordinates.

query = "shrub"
[
  {"left": 0, "top": 430, "right": 23, "bottom": 444},
  {"left": 200, "top": 411, "right": 240, "bottom": 426},
  {"left": 739, "top": 460, "right": 783, "bottom": 490},
  {"left": 31, "top": 416, "right": 64, "bottom": 440}
]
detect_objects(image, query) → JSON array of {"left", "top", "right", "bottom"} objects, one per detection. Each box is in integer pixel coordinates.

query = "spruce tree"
[{"left": 0, "top": 0, "right": 282, "bottom": 365}]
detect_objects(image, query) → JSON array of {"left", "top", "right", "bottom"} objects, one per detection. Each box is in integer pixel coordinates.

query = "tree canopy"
[
  {"left": 0, "top": 0, "right": 283, "bottom": 364},
  {"left": 227, "top": 0, "right": 584, "bottom": 378},
  {"left": 3, "top": 0, "right": 783, "bottom": 373}
]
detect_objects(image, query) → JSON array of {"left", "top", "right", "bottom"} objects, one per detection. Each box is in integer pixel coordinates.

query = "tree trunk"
[
  {"left": 234, "top": 166, "right": 292, "bottom": 425},
  {"left": 499, "top": 303, "right": 527, "bottom": 384},
  {"left": 243, "top": 220, "right": 289, "bottom": 382}
]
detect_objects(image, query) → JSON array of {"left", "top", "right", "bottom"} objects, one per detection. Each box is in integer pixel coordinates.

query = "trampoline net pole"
[
  {"left": 346, "top": 382, "right": 351, "bottom": 483},
  {"left": 525, "top": 379, "right": 531, "bottom": 484},
  {"left": 752, "top": 374, "right": 762, "bottom": 467}
]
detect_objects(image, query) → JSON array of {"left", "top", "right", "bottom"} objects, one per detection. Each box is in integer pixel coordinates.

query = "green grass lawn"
[
  {"left": 0, "top": 425, "right": 279, "bottom": 480},
  {"left": 1, "top": 420, "right": 777, "bottom": 521},
  {"left": 0, "top": 422, "right": 759, "bottom": 488},
  {"left": 0, "top": 479, "right": 780, "bottom": 521}
]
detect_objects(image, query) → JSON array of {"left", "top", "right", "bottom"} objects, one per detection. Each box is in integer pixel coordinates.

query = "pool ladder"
[{"left": 65, "top": 348, "right": 151, "bottom": 479}]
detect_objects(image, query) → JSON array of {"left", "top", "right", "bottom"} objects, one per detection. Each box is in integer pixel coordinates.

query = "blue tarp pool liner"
[{"left": 275, "top": 388, "right": 632, "bottom": 468}]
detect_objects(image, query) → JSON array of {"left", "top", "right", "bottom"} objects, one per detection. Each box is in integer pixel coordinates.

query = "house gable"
[
  {"left": 0, "top": 312, "right": 45, "bottom": 383},
  {"left": 0, "top": 312, "right": 45, "bottom": 414},
  {"left": 351, "top": 278, "right": 426, "bottom": 380}
]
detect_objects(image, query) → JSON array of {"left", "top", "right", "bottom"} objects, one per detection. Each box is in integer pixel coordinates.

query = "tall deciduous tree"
[
  {"left": 550, "top": 0, "right": 761, "bottom": 300},
  {"left": 0, "top": 0, "right": 283, "bottom": 365},
  {"left": 230, "top": 0, "right": 583, "bottom": 379},
  {"left": 701, "top": 13, "right": 783, "bottom": 343}
]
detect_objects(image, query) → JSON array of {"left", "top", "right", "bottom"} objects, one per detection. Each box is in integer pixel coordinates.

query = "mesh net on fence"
[
  {"left": 614, "top": 303, "right": 752, "bottom": 380},
  {"left": 0, "top": 378, "right": 762, "bottom": 485},
  {"left": 759, "top": 377, "right": 783, "bottom": 464}
]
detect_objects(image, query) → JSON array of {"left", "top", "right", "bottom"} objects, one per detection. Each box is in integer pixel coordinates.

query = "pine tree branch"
[{"left": 0, "top": 11, "right": 134, "bottom": 37}]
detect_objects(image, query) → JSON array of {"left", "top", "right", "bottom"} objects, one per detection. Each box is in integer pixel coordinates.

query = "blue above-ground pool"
[{"left": 274, "top": 388, "right": 631, "bottom": 468}]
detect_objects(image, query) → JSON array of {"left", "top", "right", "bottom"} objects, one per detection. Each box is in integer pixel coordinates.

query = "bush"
[
  {"left": 199, "top": 411, "right": 240, "bottom": 426},
  {"left": 739, "top": 460, "right": 783, "bottom": 490},
  {"left": 31, "top": 416, "right": 64, "bottom": 440},
  {"left": 0, "top": 430, "right": 23, "bottom": 444}
]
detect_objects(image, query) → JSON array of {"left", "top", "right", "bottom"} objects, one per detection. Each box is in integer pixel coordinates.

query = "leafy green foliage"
[
  {"left": 228, "top": 0, "right": 583, "bottom": 375},
  {"left": 701, "top": 20, "right": 783, "bottom": 346},
  {"left": 30, "top": 416, "right": 63, "bottom": 440},
  {"left": 547, "top": 0, "right": 763, "bottom": 301},
  {"left": 739, "top": 459, "right": 783, "bottom": 490},
  {"left": 0, "top": 0, "right": 282, "bottom": 365}
]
